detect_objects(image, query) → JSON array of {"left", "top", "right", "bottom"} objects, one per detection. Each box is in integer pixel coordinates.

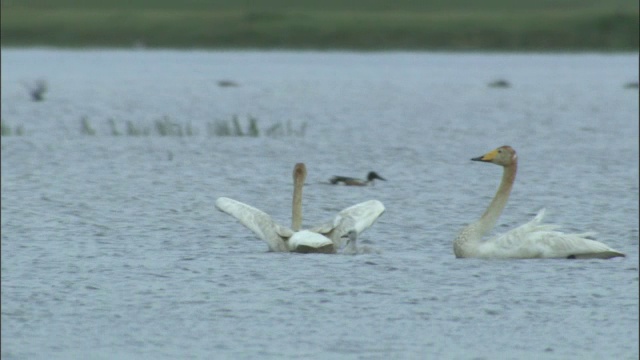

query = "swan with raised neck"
[{"left": 454, "top": 145, "right": 625, "bottom": 259}]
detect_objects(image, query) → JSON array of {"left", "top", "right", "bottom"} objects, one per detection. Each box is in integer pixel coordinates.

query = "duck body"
[
  {"left": 454, "top": 146, "right": 625, "bottom": 260},
  {"left": 329, "top": 171, "right": 386, "bottom": 186}
]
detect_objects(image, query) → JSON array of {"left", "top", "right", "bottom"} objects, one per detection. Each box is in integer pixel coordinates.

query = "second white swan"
[
  {"left": 454, "top": 145, "right": 625, "bottom": 259},
  {"left": 216, "top": 163, "right": 385, "bottom": 254}
]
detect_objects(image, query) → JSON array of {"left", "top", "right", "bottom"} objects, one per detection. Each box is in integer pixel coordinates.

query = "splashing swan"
[
  {"left": 454, "top": 146, "right": 625, "bottom": 259},
  {"left": 216, "top": 163, "right": 385, "bottom": 253}
]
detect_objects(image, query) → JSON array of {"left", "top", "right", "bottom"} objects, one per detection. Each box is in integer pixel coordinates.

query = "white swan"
[
  {"left": 329, "top": 171, "right": 386, "bottom": 186},
  {"left": 216, "top": 163, "right": 385, "bottom": 253},
  {"left": 454, "top": 145, "right": 625, "bottom": 259}
]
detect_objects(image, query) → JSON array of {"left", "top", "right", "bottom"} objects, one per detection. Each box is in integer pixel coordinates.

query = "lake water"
[{"left": 1, "top": 49, "right": 638, "bottom": 359}]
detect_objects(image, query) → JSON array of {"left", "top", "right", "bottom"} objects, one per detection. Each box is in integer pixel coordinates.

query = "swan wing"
[
  {"left": 482, "top": 209, "right": 550, "bottom": 250},
  {"left": 481, "top": 209, "right": 625, "bottom": 259},
  {"left": 337, "top": 199, "right": 386, "bottom": 233},
  {"left": 520, "top": 231, "right": 624, "bottom": 259},
  {"left": 215, "top": 197, "right": 291, "bottom": 252},
  {"left": 310, "top": 200, "right": 385, "bottom": 248}
]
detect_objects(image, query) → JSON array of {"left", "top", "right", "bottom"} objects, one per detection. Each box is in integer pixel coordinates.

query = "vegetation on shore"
[
  {"left": 1, "top": 115, "right": 307, "bottom": 138},
  {"left": 1, "top": 121, "right": 25, "bottom": 136},
  {"left": 78, "top": 115, "right": 306, "bottom": 138},
  {"left": 1, "top": 0, "right": 638, "bottom": 50}
]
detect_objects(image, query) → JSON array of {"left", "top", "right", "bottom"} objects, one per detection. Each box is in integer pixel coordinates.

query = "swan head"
[
  {"left": 472, "top": 145, "right": 517, "bottom": 167},
  {"left": 293, "top": 163, "right": 307, "bottom": 183},
  {"left": 367, "top": 171, "right": 386, "bottom": 181}
]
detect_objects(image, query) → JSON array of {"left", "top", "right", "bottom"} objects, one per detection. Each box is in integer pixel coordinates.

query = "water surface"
[{"left": 2, "top": 49, "right": 638, "bottom": 359}]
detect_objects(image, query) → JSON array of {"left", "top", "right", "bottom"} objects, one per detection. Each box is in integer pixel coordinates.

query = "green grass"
[
  {"left": 77, "top": 115, "right": 306, "bottom": 137},
  {"left": 80, "top": 116, "right": 96, "bottom": 135},
  {"left": 1, "top": 121, "right": 25, "bottom": 136},
  {"left": 207, "top": 115, "right": 307, "bottom": 137},
  {"left": 209, "top": 115, "right": 259, "bottom": 137},
  {"left": 1, "top": 0, "right": 638, "bottom": 50},
  {"left": 154, "top": 116, "right": 195, "bottom": 136}
]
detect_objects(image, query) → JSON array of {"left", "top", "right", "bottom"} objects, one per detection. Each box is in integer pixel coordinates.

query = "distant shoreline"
[{"left": 2, "top": 4, "right": 638, "bottom": 50}]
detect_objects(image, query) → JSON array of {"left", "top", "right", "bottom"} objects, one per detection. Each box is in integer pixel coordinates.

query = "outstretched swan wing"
[
  {"left": 311, "top": 200, "right": 385, "bottom": 248},
  {"left": 215, "top": 197, "right": 291, "bottom": 252},
  {"left": 337, "top": 200, "right": 386, "bottom": 233}
]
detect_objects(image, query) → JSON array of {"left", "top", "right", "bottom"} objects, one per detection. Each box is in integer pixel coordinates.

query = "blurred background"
[{"left": 1, "top": 0, "right": 638, "bottom": 50}]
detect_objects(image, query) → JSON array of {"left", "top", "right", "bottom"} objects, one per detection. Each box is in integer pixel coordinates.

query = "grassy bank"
[{"left": 1, "top": 0, "right": 638, "bottom": 50}]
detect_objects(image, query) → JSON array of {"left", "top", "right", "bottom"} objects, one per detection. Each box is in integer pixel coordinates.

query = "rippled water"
[{"left": 2, "top": 49, "right": 638, "bottom": 359}]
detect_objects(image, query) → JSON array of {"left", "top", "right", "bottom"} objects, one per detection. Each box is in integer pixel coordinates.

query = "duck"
[
  {"left": 216, "top": 163, "right": 385, "bottom": 253},
  {"left": 453, "top": 145, "right": 625, "bottom": 259},
  {"left": 488, "top": 79, "right": 511, "bottom": 88},
  {"left": 624, "top": 81, "right": 639, "bottom": 89},
  {"left": 329, "top": 171, "right": 386, "bottom": 186}
]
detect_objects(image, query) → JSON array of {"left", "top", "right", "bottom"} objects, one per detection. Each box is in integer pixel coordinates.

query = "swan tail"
[
  {"left": 491, "top": 231, "right": 626, "bottom": 258},
  {"left": 534, "top": 232, "right": 625, "bottom": 259},
  {"left": 569, "top": 250, "right": 626, "bottom": 259}
]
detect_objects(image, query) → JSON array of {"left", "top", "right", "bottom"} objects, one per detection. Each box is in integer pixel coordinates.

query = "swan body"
[
  {"left": 288, "top": 230, "right": 336, "bottom": 254},
  {"left": 329, "top": 171, "right": 386, "bottom": 186},
  {"left": 454, "top": 146, "right": 625, "bottom": 259},
  {"left": 216, "top": 163, "right": 385, "bottom": 253}
]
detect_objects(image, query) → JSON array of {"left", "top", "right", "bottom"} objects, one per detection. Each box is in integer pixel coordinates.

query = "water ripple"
[{"left": 2, "top": 49, "right": 638, "bottom": 360}]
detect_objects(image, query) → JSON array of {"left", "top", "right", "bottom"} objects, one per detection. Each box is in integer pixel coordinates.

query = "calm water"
[{"left": 1, "top": 49, "right": 638, "bottom": 359}]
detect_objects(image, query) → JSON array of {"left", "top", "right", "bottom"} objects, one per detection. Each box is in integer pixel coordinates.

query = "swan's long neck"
[
  {"left": 291, "top": 165, "right": 305, "bottom": 231},
  {"left": 454, "top": 161, "right": 517, "bottom": 257},
  {"left": 477, "top": 162, "right": 517, "bottom": 235}
]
